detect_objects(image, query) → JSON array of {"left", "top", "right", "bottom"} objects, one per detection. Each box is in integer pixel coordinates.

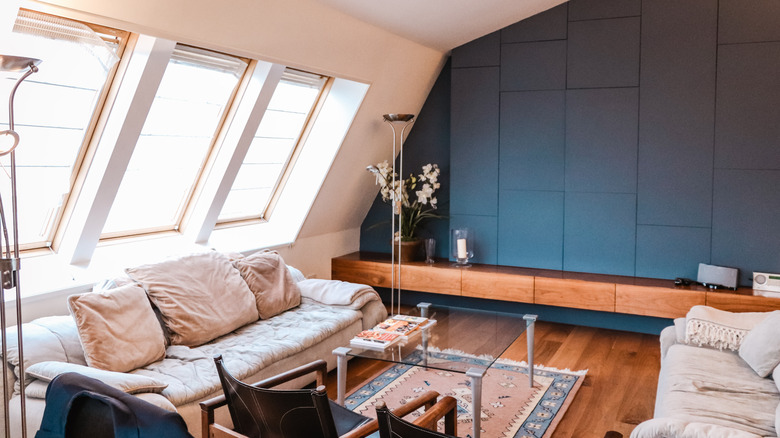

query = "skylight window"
[
  {"left": 101, "top": 45, "right": 247, "bottom": 238},
  {"left": 217, "top": 69, "right": 327, "bottom": 223},
  {"left": 0, "top": 10, "right": 125, "bottom": 249}
]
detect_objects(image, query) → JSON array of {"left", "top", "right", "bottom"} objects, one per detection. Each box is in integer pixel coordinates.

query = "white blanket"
[
  {"left": 631, "top": 418, "right": 763, "bottom": 438},
  {"left": 298, "top": 278, "right": 380, "bottom": 309}
]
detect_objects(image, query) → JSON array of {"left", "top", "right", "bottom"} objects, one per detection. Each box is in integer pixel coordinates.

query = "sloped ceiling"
[{"left": 316, "top": 0, "right": 567, "bottom": 51}]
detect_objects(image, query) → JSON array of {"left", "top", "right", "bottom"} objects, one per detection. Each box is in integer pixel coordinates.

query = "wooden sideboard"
[{"left": 332, "top": 252, "right": 780, "bottom": 319}]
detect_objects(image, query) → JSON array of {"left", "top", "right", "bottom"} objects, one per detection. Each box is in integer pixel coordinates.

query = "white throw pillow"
[
  {"left": 738, "top": 311, "right": 780, "bottom": 377},
  {"left": 26, "top": 361, "right": 168, "bottom": 394}
]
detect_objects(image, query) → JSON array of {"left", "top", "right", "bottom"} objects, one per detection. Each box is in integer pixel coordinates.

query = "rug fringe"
[
  {"left": 416, "top": 345, "right": 588, "bottom": 375},
  {"left": 495, "top": 357, "right": 589, "bottom": 376}
]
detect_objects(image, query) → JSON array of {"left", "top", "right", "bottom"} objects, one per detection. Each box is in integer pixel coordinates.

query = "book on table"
[{"left": 350, "top": 330, "right": 403, "bottom": 350}]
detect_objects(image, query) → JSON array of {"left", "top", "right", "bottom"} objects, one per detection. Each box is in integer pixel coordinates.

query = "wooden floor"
[{"left": 326, "top": 320, "right": 662, "bottom": 438}]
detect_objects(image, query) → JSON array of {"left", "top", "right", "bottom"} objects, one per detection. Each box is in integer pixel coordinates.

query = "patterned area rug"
[{"left": 345, "top": 349, "right": 586, "bottom": 438}]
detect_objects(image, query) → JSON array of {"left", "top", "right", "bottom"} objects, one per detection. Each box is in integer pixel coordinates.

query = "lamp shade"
[
  {"left": 0, "top": 54, "right": 41, "bottom": 72},
  {"left": 0, "top": 130, "right": 20, "bottom": 155}
]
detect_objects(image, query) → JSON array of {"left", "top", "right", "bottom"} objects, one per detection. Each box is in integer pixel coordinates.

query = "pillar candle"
[{"left": 457, "top": 238, "right": 467, "bottom": 259}]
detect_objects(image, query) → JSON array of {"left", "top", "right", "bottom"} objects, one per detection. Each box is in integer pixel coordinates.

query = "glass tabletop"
[{"left": 346, "top": 303, "right": 530, "bottom": 374}]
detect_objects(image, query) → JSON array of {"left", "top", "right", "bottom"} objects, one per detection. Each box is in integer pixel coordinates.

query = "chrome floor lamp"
[
  {"left": 0, "top": 54, "right": 41, "bottom": 438},
  {"left": 382, "top": 113, "right": 414, "bottom": 316}
]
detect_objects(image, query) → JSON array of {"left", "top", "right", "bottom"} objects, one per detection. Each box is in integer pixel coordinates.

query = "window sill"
[{"left": 12, "top": 224, "right": 292, "bottom": 303}]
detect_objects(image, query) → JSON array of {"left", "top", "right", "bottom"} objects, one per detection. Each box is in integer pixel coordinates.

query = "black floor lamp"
[{"left": 0, "top": 54, "right": 41, "bottom": 438}]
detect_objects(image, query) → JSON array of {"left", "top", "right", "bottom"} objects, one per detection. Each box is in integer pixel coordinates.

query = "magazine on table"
[{"left": 350, "top": 330, "right": 403, "bottom": 350}]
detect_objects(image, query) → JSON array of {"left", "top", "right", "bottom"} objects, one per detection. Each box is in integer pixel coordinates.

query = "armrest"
[
  {"left": 413, "top": 395, "right": 457, "bottom": 435},
  {"left": 252, "top": 359, "right": 328, "bottom": 389},
  {"left": 370, "top": 391, "right": 458, "bottom": 438}
]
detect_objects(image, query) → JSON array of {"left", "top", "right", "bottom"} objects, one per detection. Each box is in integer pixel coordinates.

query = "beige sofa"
[
  {"left": 631, "top": 305, "right": 780, "bottom": 438},
  {"left": 2, "top": 250, "right": 387, "bottom": 438}
]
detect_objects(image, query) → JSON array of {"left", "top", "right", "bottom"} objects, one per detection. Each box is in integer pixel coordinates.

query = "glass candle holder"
[
  {"left": 451, "top": 228, "right": 474, "bottom": 266},
  {"left": 424, "top": 238, "right": 436, "bottom": 264}
]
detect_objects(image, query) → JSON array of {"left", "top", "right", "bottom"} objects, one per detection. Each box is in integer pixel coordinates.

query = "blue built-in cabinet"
[{"left": 360, "top": 0, "right": 780, "bottom": 286}]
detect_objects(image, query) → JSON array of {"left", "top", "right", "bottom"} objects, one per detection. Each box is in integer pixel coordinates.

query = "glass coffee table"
[{"left": 333, "top": 303, "right": 536, "bottom": 438}]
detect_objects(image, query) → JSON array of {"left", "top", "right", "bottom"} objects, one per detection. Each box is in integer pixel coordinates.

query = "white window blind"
[
  {"left": 218, "top": 68, "right": 326, "bottom": 222},
  {"left": 0, "top": 9, "right": 124, "bottom": 249}
]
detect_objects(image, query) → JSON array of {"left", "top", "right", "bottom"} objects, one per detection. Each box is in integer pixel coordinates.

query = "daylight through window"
[
  {"left": 101, "top": 45, "right": 247, "bottom": 238},
  {"left": 0, "top": 10, "right": 125, "bottom": 249},
  {"left": 217, "top": 69, "right": 327, "bottom": 223}
]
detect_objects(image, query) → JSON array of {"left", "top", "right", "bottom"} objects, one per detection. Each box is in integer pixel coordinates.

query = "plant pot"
[{"left": 393, "top": 239, "right": 423, "bottom": 263}]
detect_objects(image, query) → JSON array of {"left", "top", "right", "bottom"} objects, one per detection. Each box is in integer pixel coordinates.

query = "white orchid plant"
[{"left": 369, "top": 161, "right": 442, "bottom": 241}]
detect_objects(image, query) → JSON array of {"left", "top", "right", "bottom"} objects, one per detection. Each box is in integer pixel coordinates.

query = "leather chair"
[
  {"left": 375, "top": 397, "right": 458, "bottom": 438},
  {"left": 201, "top": 355, "right": 450, "bottom": 438},
  {"left": 35, "top": 372, "right": 192, "bottom": 438}
]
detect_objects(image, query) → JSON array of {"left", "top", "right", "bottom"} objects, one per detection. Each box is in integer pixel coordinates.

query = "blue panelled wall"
[{"left": 360, "top": 0, "right": 780, "bottom": 333}]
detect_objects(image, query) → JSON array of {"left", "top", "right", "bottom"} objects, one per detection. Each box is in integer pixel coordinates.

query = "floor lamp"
[
  {"left": 382, "top": 113, "right": 414, "bottom": 316},
  {"left": 0, "top": 54, "right": 41, "bottom": 438}
]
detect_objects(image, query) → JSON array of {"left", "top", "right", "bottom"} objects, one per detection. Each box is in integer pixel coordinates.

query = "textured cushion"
[
  {"left": 26, "top": 361, "right": 168, "bottom": 394},
  {"left": 68, "top": 284, "right": 166, "bottom": 372},
  {"left": 739, "top": 311, "right": 780, "bottom": 377},
  {"left": 233, "top": 251, "right": 300, "bottom": 319},
  {"left": 655, "top": 344, "right": 779, "bottom": 437},
  {"left": 126, "top": 251, "right": 259, "bottom": 346},
  {"left": 775, "top": 366, "right": 780, "bottom": 434},
  {"left": 138, "top": 302, "right": 365, "bottom": 406},
  {"left": 685, "top": 305, "right": 769, "bottom": 351}
]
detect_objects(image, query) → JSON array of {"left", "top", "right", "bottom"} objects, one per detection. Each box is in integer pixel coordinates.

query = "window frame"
[
  {"left": 96, "top": 43, "right": 251, "bottom": 241},
  {"left": 10, "top": 9, "right": 130, "bottom": 251},
  {"left": 215, "top": 70, "right": 332, "bottom": 227}
]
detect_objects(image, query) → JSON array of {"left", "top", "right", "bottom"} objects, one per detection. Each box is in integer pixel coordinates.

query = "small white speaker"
[
  {"left": 697, "top": 263, "right": 738, "bottom": 290},
  {"left": 753, "top": 272, "right": 780, "bottom": 293}
]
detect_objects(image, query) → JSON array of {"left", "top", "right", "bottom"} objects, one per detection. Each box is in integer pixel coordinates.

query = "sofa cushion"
[
  {"left": 233, "top": 251, "right": 300, "bottom": 319},
  {"left": 126, "top": 251, "right": 259, "bottom": 346},
  {"left": 68, "top": 284, "right": 166, "bottom": 372},
  {"left": 135, "top": 302, "right": 363, "bottom": 406},
  {"left": 655, "top": 344, "right": 779, "bottom": 436},
  {"left": 684, "top": 305, "right": 768, "bottom": 351},
  {"left": 26, "top": 361, "right": 168, "bottom": 395},
  {"left": 3, "top": 315, "right": 86, "bottom": 394},
  {"left": 739, "top": 311, "right": 780, "bottom": 377}
]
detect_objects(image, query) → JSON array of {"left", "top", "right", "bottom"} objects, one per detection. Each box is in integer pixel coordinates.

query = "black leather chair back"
[{"left": 214, "top": 355, "right": 340, "bottom": 438}]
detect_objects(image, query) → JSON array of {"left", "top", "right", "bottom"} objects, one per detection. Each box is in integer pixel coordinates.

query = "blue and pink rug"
[{"left": 345, "top": 349, "right": 587, "bottom": 438}]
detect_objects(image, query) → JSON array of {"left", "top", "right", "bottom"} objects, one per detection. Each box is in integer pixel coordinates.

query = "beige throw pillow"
[
  {"left": 68, "top": 284, "right": 166, "bottom": 373},
  {"left": 126, "top": 251, "right": 259, "bottom": 346},
  {"left": 26, "top": 361, "right": 168, "bottom": 394},
  {"left": 233, "top": 251, "right": 301, "bottom": 319}
]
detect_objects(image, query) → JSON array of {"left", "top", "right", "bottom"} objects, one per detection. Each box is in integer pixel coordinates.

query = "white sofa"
[
  {"left": 631, "top": 305, "right": 780, "bottom": 438},
  {"left": 2, "top": 251, "right": 387, "bottom": 438}
]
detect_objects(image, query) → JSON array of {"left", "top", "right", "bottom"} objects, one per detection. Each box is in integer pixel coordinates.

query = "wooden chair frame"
[
  {"left": 376, "top": 396, "right": 458, "bottom": 437},
  {"left": 200, "top": 359, "right": 455, "bottom": 438}
]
